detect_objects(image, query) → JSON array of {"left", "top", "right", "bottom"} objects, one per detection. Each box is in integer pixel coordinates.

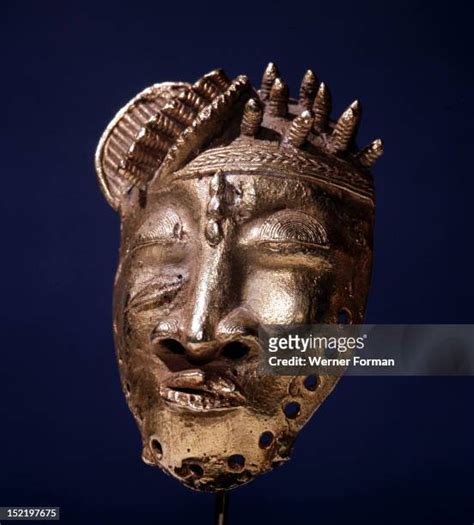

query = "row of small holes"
[
  {"left": 282, "top": 374, "right": 319, "bottom": 419},
  {"left": 303, "top": 374, "right": 318, "bottom": 391},
  {"left": 151, "top": 438, "right": 163, "bottom": 459},
  {"left": 259, "top": 431, "right": 274, "bottom": 448},
  {"left": 338, "top": 308, "right": 351, "bottom": 324},
  {"left": 228, "top": 454, "right": 245, "bottom": 470},
  {"left": 189, "top": 464, "right": 204, "bottom": 476},
  {"left": 151, "top": 440, "right": 250, "bottom": 476},
  {"left": 284, "top": 402, "right": 300, "bottom": 419},
  {"left": 173, "top": 456, "right": 245, "bottom": 479}
]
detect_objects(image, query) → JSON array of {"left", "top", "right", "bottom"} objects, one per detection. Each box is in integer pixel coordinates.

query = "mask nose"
[
  {"left": 150, "top": 324, "right": 219, "bottom": 365},
  {"left": 215, "top": 306, "right": 260, "bottom": 339},
  {"left": 152, "top": 305, "right": 261, "bottom": 366},
  {"left": 153, "top": 335, "right": 255, "bottom": 366},
  {"left": 185, "top": 340, "right": 221, "bottom": 364},
  {"left": 182, "top": 237, "right": 233, "bottom": 346},
  {"left": 185, "top": 306, "right": 261, "bottom": 363},
  {"left": 160, "top": 228, "right": 262, "bottom": 364}
]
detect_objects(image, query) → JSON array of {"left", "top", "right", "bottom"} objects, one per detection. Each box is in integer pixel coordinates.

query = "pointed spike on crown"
[
  {"left": 349, "top": 98, "right": 362, "bottom": 129},
  {"left": 241, "top": 98, "right": 263, "bottom": 136},
  {"left": 330, "top": 101, "right": 361, "bottom": 153},
  {"left": 349, "top": 99, "right": 362, "bottom": 124},
  {"left": 299, "top": 69, "right": 318, "bottom": 109},
  {"left": 350, "top": 99, "right": 361, "bottom": 113},
  {"left": 267, "top": 77, "right": 289, "bottom": 117},
  {"left": 358, "top": 138, "right": 384, "bottom": 167},
  {"left": 284, "top": 110, "right": 314, "bottom": 147},
  {"left": 312, "top": 82, "right": 332, "bottom": 130},
  {"left": 260, "top": 62, "right": 279, "bottom": 100}
]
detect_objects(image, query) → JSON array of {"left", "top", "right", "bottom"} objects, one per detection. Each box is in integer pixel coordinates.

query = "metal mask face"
[{"left": 95, "top": 65, "right": 382, "bottom": 492}]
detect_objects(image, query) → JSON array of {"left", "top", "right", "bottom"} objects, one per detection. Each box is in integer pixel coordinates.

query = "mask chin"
[
  {"left": 139, "top": 404, "right": 295, "bottom": 492},
  {"left": 136, "top": 371, "right": 341, "bottom": 491}
]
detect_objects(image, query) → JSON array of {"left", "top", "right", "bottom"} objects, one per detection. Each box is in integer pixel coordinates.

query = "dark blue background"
[{"left": 2, "top": 1, "right": 473, "bottom": 524}]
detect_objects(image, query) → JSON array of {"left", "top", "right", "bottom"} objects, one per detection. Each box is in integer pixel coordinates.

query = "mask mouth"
[{"left": 159, "top": 369, "right": 246, "bottom": 411}]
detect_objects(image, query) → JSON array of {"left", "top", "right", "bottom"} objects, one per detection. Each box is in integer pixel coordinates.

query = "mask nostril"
[
  {"left": 221, "top": 341, "right": 251, "bottom": 360},
  {"left": 160, "top": 338, "right": 186, "bottom": 354}
]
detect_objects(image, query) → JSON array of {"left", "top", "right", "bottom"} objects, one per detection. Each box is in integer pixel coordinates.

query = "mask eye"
[
  {"left": 254, "top": 210, "right": 328, "bottom": 250},
  {"left": 133, "top": 210, "right": 185, "bottom": 250}
]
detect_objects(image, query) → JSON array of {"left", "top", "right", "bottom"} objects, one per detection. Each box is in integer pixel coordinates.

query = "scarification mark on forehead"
[{"left": 205, "top": 171, "right": 226, "bottom": 246}]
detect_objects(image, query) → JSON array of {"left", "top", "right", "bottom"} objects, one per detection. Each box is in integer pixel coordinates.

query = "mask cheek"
[{"left": 242, "top": 268, "right": 320, "bottom": 325}]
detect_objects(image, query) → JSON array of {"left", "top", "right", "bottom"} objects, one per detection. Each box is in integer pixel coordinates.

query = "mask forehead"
[
  {"left": 135, "top": 172, "right": 373, "bottom": 261},
  {"left": 142, "top": 173, "right": 316, "bottom": 228}
]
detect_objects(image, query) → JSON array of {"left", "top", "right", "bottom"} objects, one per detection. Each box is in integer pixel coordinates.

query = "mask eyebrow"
[
  {"left": 245, "top": 209, "right": 328, "bottom": 246},
  {"left": 132, "top": 210, "right": 185, "bottom": 249}
]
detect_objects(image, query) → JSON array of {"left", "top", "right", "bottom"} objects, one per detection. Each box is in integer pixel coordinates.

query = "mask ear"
[{"left": 94, "top": 82, "right": 190, "bottom": 212}]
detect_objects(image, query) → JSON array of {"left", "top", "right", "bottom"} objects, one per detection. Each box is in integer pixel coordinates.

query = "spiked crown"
[{"left": 95, "top": 64, "right": 383, "bottom": 211}]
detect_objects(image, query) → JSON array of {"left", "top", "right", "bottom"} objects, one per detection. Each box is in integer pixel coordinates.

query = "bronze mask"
[{"left": 94, "top": 64, "right": 382, "bottom": 492}]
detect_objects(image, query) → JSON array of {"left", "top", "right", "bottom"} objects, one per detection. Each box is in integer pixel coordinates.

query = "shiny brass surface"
[{"left": 94, "top": 65, "right": 382, "bottom": 492}]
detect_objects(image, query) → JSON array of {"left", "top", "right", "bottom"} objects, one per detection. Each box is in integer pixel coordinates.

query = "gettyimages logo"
[
  {"left": 267, "top": 333, "right": 368, "bottom": 353},
  {"left": 259, "top": 325, "right": 474, "bottom": 376}
]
